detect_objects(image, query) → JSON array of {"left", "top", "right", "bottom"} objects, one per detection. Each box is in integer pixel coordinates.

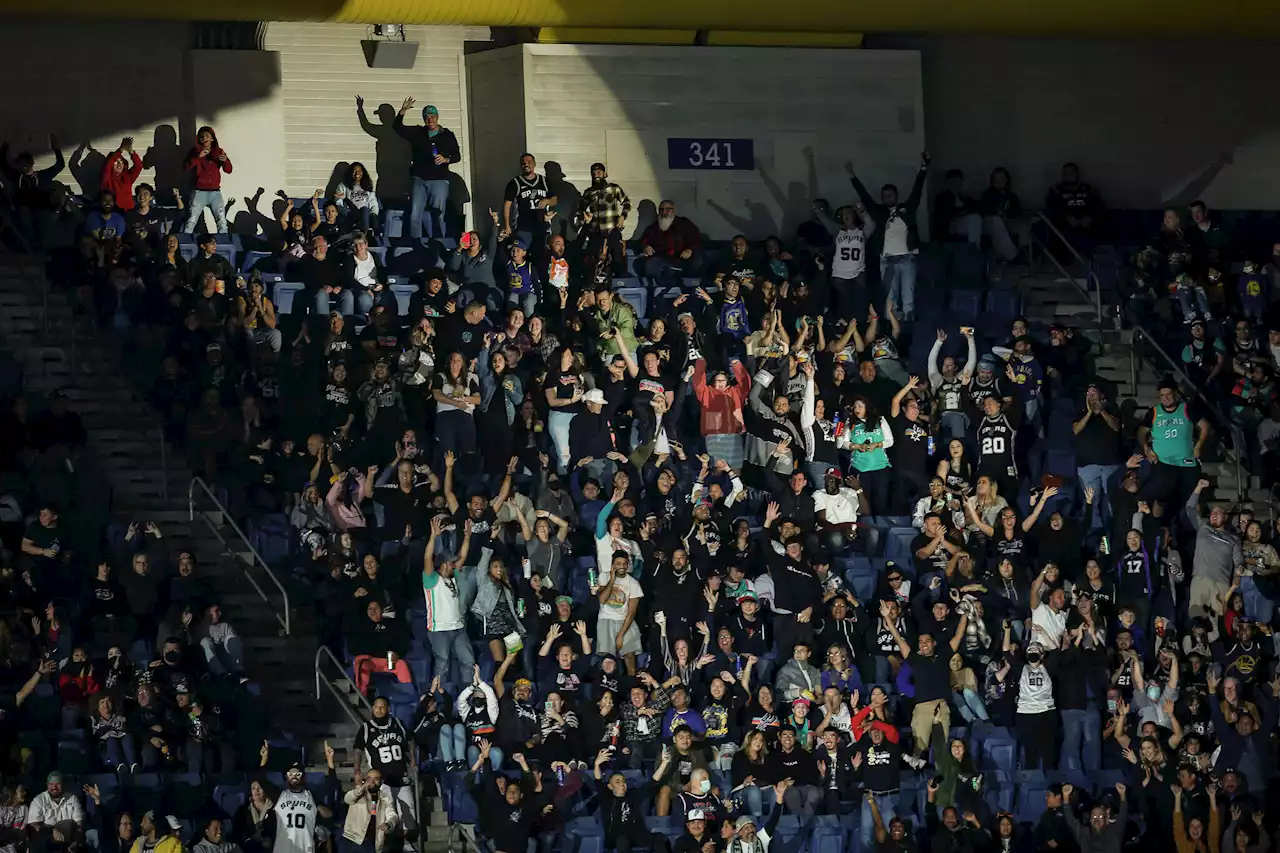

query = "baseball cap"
[
  {"left": 735, "top": 816, "right": 757, "bottom": 831},
  {"left": 590, "top": 162, "right": 607, "bottom": 172},
  {"left": 825, "top": 467, "right": 841, "bottom": 479},
  {"left": 978, "top": 354, "right": 999, "bottom": 371},
  {"left": 555, "top": 595, "right": 573, "bottom": 605},
  {"left": 513, "top": 677, "right": 533, "bottom": 689},
  {"left": 686, "top": 809, "right": 705, "bottom": 822},
  {"left": 513, "top": 237, "right": 530, "bottom": 251},
  {"left": 46, "top": 771, "right": 63, "bottom": 784},
  {"left": 422, "top": 105, "right": 439, "bottom": 117},
  {"left": 582, "top": 389, "right": 606, "bottom": 405},
  {"left": 740, "top": 590, "right": 759, "bottom": 602}
]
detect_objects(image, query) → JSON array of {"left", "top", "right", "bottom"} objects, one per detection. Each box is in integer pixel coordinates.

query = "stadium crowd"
[{"left": 0, "top": 99, "right": 1279, "bottom": 853}]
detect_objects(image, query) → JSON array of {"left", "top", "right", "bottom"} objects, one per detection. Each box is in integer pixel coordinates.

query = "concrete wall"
[
  {"left": 264, "top": 22, "right": 490, "bottom": 222},
  {"left": 468, "top": 43, "right": 927, "bottom": 241},
  {"left": 879, "top": 34, "right": 1280, "bottom": 211}
]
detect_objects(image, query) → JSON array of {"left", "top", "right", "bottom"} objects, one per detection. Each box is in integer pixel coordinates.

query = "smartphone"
[{"left": 960, "top": 326, "right": 974, "bottom": 335}]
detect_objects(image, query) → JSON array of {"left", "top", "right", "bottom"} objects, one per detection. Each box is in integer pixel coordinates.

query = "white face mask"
[{"left": 698, "top": 778, "right": 711, "bottom": 794}]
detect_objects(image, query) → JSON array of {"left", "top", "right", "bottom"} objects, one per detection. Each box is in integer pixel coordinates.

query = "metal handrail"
[
  {"left": 315, "top": 645, "right": 422, "bottom": 853},
  {"left": 189, "top": 476, "right": 291, "bottom": 634},
  {"left": 1034, "top": 211, "right": 1105, "bottom": 331},
  {"left": 1129, "top": 321, "right": 1245, "bottom": 503}
]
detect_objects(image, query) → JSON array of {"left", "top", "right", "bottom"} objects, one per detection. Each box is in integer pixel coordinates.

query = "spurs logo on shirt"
[
  {"left": 865, "top": 746, "right": 891, "bottom": 766},
  {"left": 273, "top": 790, "right": 318, "bottom": 853},
  {"left": 833, "top": 228, "right": 866, "bottom": 279}
]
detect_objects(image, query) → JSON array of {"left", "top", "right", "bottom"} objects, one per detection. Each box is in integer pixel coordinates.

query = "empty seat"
[
  {"left": 985, "top": 289, "right": 1022, "bottom": 321},
  {"left": 882, "top": 528, "right": 919, "bottom": 567},
  {"left": 949, "top": 290, "right": 983, "bottom": 321},
  {"left": 273, "top": 282, "right": 305, "bottom": 315},
  {"left": 241, "top": 250, "right": 273, "bottom": 273},
  {"left": 390, "top": 284, "right": 416, "bottom": 315}
]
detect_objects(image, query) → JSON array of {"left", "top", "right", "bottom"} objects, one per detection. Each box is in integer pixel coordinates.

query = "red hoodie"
[
  {"left": 183, "top": 135, "right": 233, "bottom": 191},
  {"left": 101, "top": 151, "right": 143, "bottom": 211},
  {"left": 691, "top": 358, "right": 751, "bottom": 435}
]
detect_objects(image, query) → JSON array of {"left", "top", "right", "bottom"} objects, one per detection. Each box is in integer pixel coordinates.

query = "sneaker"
[
  {"left": 129, "top": 763, "right": 139, "bottom": 774},
  {"left": 116, "top": 763, "right": 127, "bottom": 777}
]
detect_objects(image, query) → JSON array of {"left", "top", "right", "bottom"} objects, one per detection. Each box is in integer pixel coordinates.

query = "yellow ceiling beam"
[{"left": 1, "top": 0, "right": 1277, "bottom": 36}]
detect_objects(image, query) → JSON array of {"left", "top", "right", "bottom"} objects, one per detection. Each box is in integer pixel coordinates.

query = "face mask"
[
  {"left": 1106, "top": 699, "right": 1118, "bottom": 714},
  {"left": 1026, "top": 653, "right": 1042, "bottom": 665},
  {"left": 1147, "top": 685, "right": 1161, "bottom": 701},
  {"left": 698, "top": 779, "right": 711, "bottom": 795}
]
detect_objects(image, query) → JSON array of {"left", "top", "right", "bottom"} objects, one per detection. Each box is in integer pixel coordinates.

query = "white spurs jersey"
[
  {"left": 832, "top": 228, "right": 867, "bottom": 279},
  {"left": 274, "top": 789, "right": 319, "bottom": 853}
]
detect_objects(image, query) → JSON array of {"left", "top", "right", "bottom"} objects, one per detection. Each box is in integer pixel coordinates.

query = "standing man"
[
  {"left": 847, "top": 153, "right": 930, "bottom": 322},
  {"left": 394, "top": 97, "right": 461, "bottom": 243},
  {"left": 503, "top": 153, "right": 556, "bottom": 255},
  {"left": 1073, "top": 383, "right": 1123, "bottom": 532},
  {"left": 182, "top": 126, "right": 232, "bottom": 234},
  {"left": 1136, "top": 379, "right": 1211, "bottom": 518},
  {"left": 354, "top": 698, "right": 416, "bottom": 843},
  {"left": 273, "top": 751, "right": 335, "bottom": 853},
  {"left": 1186, "top": 477, "right": 1245, "bottom": 621},
  {"left": 577, "top": 163, "right": 631, "bottom": 279}
]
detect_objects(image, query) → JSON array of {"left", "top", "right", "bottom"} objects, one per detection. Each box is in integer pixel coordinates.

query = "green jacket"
[{"left": 591, "top": 303, "right": 638, "bottom": 359}]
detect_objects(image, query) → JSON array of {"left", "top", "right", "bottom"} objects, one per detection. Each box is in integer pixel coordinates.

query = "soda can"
[{"left": 1100, "top": 536, "right": 1110, "bottom": 555}]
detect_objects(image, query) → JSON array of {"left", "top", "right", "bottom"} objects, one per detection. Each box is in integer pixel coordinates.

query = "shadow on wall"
[
  {"left": 544, "top": 161, "right": 580, "bottom": 242},
  {"left": 356, "top": 103, "right": 413, "bottom": 204},
  {"left": 143, "top": 125, "right": 187, "bottom": 199},
  {"left": 706, "top": 152, "right": 820, "bottom": 241}
]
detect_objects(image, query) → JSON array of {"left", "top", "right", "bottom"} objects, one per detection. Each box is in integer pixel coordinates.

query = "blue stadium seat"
[
  {"left": 949, "top": 290, "right": 983, "bottom": 322},
  {"left": 391, "top": 284, "right": 416, "bottom": 315},
  {"left": 1043, "top": 449, "right": 1076, "bottom": 477},
  {"left": 847, "top": 570, "right": 876, "bottom": 604},
  {"left": 274, "top": 282, "right": 305, "bottom": 315},
  {"left": 985, "top": 289, "right": 1022, "bottom": 322},
  {"left": 241, "top": 250, "right": 272, "bottom": 273},
  {"left": 214, "top": 783, "right": 245, "bottom": 816},
  {"left": 982, "top": 740, "right": 1016, "bottom": 774},
  {"left": 614, "top": 283, "right": 647, "bottom": 319},
  {"left": 883, "top": 528, "right": 918, "bottom": 566},
  {"left": 1015, "top": 782, "right": 1049, "bottom": 824}
]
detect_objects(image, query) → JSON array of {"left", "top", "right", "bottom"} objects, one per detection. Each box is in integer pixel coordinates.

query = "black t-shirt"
[
  {"left": 988, "top": 529, "right": 1030, "bottom": 573},
  {"left": 454, "top": 505, "right": 496, "bottom": 561},
  {"left": 543, "top": 370, "right": 584, "bottom": 416},
  {"left": 127, "top": 206, "right": 166, "bottom": 246},
  {"left": 1073, "top": 406, "right": 1123, "bottom": 467},
  {"left": 372, "top": 482, "right": 431, "bottom": 541},
  {"left": 25, "top": 520, "right": 61, "bottom": 552},
  {"left": 359, "top": 323, "right": 403, "bottom": 359},
  {"left": 298, "top": 255, "right": 341, "bottom": 293},
  {"left": 911, "top": 532, "right": 949, "bottom": 577},
  {"left": 909, "top": 651, "right": 952, "bottom": 702},
  {"left": 632, "top": 371, "right": 672, "bottom": 412},
  {"left": 320, "top": 381, "right": 357, "bottom": 432},
  {"left": 596, "top": 370, "right": 631, "bottom": 422},
  {"left": 891, "top": 414, "right": 931, "bottom": 481},
  {"left": 312, "top": 220, "right": 344, "bottom": 246}
]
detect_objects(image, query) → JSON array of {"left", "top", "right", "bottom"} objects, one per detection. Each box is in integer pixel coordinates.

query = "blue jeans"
[
  {"left": 861, "top": 792, "right": 897, "bottom": 849},
  {"left": 1240, "top": 575, "right": 1275, "bottom": 626},
  {"left": 427, "top": 628, "right": 476, "bottom": 688},
  {"left": 738, "top": 784, "right": 775, "bottom": 819},
  {"left": 881, "top": 254, "right": 917, "bottom": 319},
  {"left": 1077, "top": 463, "right": 1121, "bottom": 531},
  {"left": 437, "top": 723, "right": 466, "bottom": 763},
  {"left": 548, "top": 410, "right": 576, "bottom": 474},
  {"left": 410, "top": 177, "right": 450, "bottom": 241},
  {"left": 315, "top": 288, "right": 355, "bottom": 317},
  {"left": 507, "top": 290, "right": 537, "bottom": 317},
  {"left": 955, "top": 688, "right": 989, "bottom": 723},
  {"left": 940, "top": 411, "right": 969, "bottom": 443},
  {"left": 1175, "top": 281, "right": 1211, "bottom": 319},
  {"left": 184, "top": 189, "right": 227, "bottom": 234},
  {"left": 1058, "top": 708, "right": 1100, "bottom": 772},
  {"left": 357, "top": 287, "right": 399, "bottom": 317},
  {"left": 102, "top": 734, "right": 138, "bottom": 768},
  {"left": 467, "top": 743, "right": 504, "bottom": 770}
]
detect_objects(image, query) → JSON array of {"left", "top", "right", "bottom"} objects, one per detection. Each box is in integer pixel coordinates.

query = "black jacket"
[
  {"left": 851, "top": 168, "right": 928, "bottom": 258},
  {"left": 392, "top": 119, "right": 461, "bottom": 182}
]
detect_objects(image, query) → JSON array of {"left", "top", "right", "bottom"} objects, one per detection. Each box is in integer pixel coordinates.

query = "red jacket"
[
  {"left": 58, "top": 667, "right": 102, "bottom": 706},
  {"left": 101, "top": 151, "right": 143, "bottom": 210},
  {"left": 691, "top": 358, "right": 750, "bottom": 435},
  {"left": 640, "top": 216, "right": 701, "bottom": 259},
  {"left": 184, "top": 144, "right": 232, "bottom": 191}
]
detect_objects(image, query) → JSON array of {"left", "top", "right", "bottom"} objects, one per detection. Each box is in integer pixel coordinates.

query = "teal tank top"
[
  {"left": 1151, "top": 402, "right": 1196, "bottom": 467},
  {"left": 850, "top": 419, "right": 890, "bottom": 472}
]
